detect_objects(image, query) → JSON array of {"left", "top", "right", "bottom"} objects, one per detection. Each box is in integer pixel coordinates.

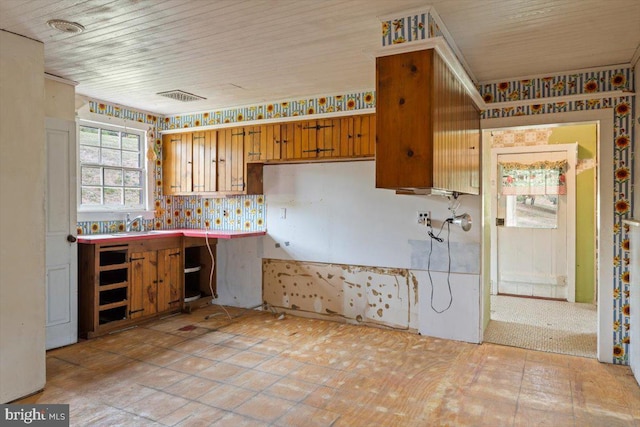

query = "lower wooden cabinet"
[
  {"left": 78, "top": 237, "right": 183, "bottom": 338},
  {"left": 129, "top": 246, "right": 182, "bottom": 319}
]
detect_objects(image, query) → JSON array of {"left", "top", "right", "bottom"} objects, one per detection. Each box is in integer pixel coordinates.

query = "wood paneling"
[
  {"left": 192, "top": 130, "right": 216, "bottom": 192},
  {"left": 375, "top": 49, "right": 480, "bottom": 195},
  {"left": 129, "top": 250, "right": 158, "bottom": 319},
  {"left": 162, "top": 133, "right": 192, "bottom": 195},
  {"left": 376, "top": 50, "right": 434, "bottom": 190},
  {"left": 157, "top": 248, "right": 182, "bottom": 312}
]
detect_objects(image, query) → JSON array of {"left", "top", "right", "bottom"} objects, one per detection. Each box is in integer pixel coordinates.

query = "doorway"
[{"left": 483, "top": 123, "right": 598, "bottom": 358}]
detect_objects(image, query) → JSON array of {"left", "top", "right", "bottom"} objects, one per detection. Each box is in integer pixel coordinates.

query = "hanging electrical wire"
[{"left": 426, "top": 219, "right": 454, "bottom": 313}]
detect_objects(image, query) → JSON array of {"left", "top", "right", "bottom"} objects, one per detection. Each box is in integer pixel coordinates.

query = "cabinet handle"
[
  {"left": 219, "top": 158, "right": 225, "bottom": 162},
  {"left": 169, "top": 252, "right": 180, "bottom": 257},
  {"left": 129, "top": 308, "right": 144, "bottom": 315},
  {"left": 130, "top": 257, "right": 145, "bottom": 261}
]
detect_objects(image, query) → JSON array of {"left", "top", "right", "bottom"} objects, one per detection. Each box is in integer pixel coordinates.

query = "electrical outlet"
[{"left": 417, "top": 211, "right": 431, "bottom": 226}]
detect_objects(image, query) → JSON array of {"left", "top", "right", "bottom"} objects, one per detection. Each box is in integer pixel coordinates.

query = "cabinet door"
[
  {"left": 280, "top": 123, "right": 295, "bottom": 160},
  {"left": 162, "top": 133, "right": 192, "bottom": 194},
  {"left": 192, "top": 130, "right": 217, "bottom": 193},
  {"left": 157, "top": 248, "right": 182, "bottom": 312},
  {"left": 261, "top": 124, "right": 282, "bottom": 161},
  {"left": 129, "top": 250, "right": 158, "bottom": 319},
  {"left": 352, "top": 115, "right": 376, "bottom": 157},
  {"left": 245, "top": 126, "right": 264, "bottom": 162},
  {"left": 295, "top": 120, "right": 337, "bottom": 159},
  {"left": 218, "top": 127, "right": 246, "bottom": 193}
]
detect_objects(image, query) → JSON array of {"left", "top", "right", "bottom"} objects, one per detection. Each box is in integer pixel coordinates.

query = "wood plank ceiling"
[{"left": 1, "top": 0, "right": 639, "bottom": 115}]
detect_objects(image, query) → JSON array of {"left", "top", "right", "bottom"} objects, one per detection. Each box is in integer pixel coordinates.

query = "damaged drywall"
[{"left": 263, "top": 259, "right": 419, "bottom": 331}]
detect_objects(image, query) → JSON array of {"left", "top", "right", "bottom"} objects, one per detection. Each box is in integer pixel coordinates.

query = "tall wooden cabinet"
[{"left": 375, "top": 48, "right": 480, "bottom": 195}]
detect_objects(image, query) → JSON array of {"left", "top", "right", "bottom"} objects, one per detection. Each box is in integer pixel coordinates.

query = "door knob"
[{"left": 66, "top": 234, "right": 77, "bottom": 243}]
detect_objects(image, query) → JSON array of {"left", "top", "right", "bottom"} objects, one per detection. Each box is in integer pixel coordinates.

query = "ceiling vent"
[
  {"left": 156, "top": 90, "right": 206, "bottom": 102},
  {"left": 47, "top": 19, "right": 85, "bottom": 34}
]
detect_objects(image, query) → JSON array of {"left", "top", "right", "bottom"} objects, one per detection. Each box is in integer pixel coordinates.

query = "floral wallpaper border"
[
  {"left": 381, "top": 10, "right": 444, "bottom": 46},
  {"left": 479, "top": 66, "right": 635, "bottom": 365},
  {"left": 160, "top": 91, "right": 375, "bottom": 131}
]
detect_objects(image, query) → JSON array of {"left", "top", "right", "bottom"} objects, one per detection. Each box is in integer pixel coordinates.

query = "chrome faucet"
[{"left": 125, "top": 213, "right": 144, "bottom": 232}]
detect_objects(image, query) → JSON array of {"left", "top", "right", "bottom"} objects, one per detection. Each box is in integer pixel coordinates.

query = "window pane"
[
  {"left": 79, "top": 126, "right": 100, "bottom": 146},
  {"left": 101, "top": 148, "right": 121, "bottom": 166},
  {"left": 104, "top": 168, "right": 123, "bottom": 186},
  {"left": 124, "top": 188, "right": 143, "bottom": 206},
  {"left": 104, "top": 187, "right": 123, "bottom": 205},
  {"left": 79, "top": 146, "right": 100, "bottom": 164},
  {"left": 122, "top": 151, "right": 140, "bottom": 168},
  {"left": 122, "top": 133, "right": 140, "bottom": 151},
  {"left": 81, "top": 166, "right": 101, "bottom": 185},
  {"left": 505, "top": 195, "right": 559, "bottom": 228},
  {"left": 124, "top": 170, "right": 141, "bottom": 187},
  {"left": 78, "top": 121, "right": 146, "bottom": 210},
  {"left": 81, "top": 187, "right": 102, "bottom": 205},
  {"left": 101, "top": 129, "right": 120, "bottom": 149}
]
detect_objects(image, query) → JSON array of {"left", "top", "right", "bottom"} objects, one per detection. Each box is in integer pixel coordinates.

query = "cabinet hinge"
[
  {"left": 303, "top": 124, "right": 334, "bottom": 131},
  {"left": 303, "top": 148, "right": 334, "bottom": 154},
  {"left": 129, "top": 308, "right": 144, "bottom": 315},
  {"left": 130, "top": 256, "right": 145, "bottom": 261},
  {"left": 232, "top": 130, "right": 245, "bottom": 136},
  {"left": 247, "top": 130, "right": 261, "bottom": 135}
]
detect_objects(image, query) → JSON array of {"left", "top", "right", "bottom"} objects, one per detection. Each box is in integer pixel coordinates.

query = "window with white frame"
[{"left": 78, "top": 121, "right": 147, "bottom": 211}]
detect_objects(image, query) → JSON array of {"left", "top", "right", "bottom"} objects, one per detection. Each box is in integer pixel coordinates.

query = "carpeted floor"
[{"left": 484, "top": 295, "right": 597, "bottom": 358}]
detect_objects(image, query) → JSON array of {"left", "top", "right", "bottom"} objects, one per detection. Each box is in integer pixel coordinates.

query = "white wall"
[
  {"left": 263, "top": 161, "right": 481, "bottom": 273},
  {"left": 216, "top": 161, "right": 483, "bottom": 342},
  {"left": 0, "top": 31, "right": 46, "bottom": 403},
  {"left": 45, "top": 78, "right": 75, "bottom": 121}
]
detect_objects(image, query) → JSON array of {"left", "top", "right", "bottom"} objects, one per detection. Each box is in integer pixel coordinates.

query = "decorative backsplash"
[
  {"left": 77, "top": 194, "right": 265, "bottom": 235},
  {"left": 478, "top": 66, "right": 635, "bottom": 365}
]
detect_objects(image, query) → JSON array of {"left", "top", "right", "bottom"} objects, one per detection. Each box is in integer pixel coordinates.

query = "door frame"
[
  {"left": 481, "top": 109, "right": 612, "bottom": 362},
  {"left": 490, "top": 143, "right": 577, "bottom": 302}
]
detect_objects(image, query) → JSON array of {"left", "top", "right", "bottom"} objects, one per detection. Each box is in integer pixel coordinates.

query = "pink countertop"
[{"left": 77, "top": 228, "right": 266, "bottom": 244}]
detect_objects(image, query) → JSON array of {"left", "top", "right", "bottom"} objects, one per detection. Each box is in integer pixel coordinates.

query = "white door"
[
  {"left": 45, "top": 118, "right": 77, "bottom": 349},
  {"left": 491, "top": 144, "right": 576, "bottom": 301}
]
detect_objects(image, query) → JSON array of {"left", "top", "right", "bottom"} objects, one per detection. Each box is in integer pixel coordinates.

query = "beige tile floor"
[{"left": 15, "top": 305, "right": 640, "bottom": 426}]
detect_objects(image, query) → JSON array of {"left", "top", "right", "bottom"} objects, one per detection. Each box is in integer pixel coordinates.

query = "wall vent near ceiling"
[{"left": 156, "top": 90, "right": 206, "bottom": 102}]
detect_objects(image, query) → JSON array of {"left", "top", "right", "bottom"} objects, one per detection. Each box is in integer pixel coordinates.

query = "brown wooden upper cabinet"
[
  {"left": 375, "top": 48, "right": 480, "bottom": 195},
  {"left": 281, "top": 115, "right": 375, "bottom": 161},
  {"left": 163, "top": 128, "right": 261, "bottom": 196},
  {"left": 162, "top": 132, "right": 192, "bottom": 195}
]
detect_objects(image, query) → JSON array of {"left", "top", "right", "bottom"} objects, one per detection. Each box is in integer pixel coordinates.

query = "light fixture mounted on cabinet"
[{"left": 47, "top": 19, "right": 85, "bottom": 34}]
